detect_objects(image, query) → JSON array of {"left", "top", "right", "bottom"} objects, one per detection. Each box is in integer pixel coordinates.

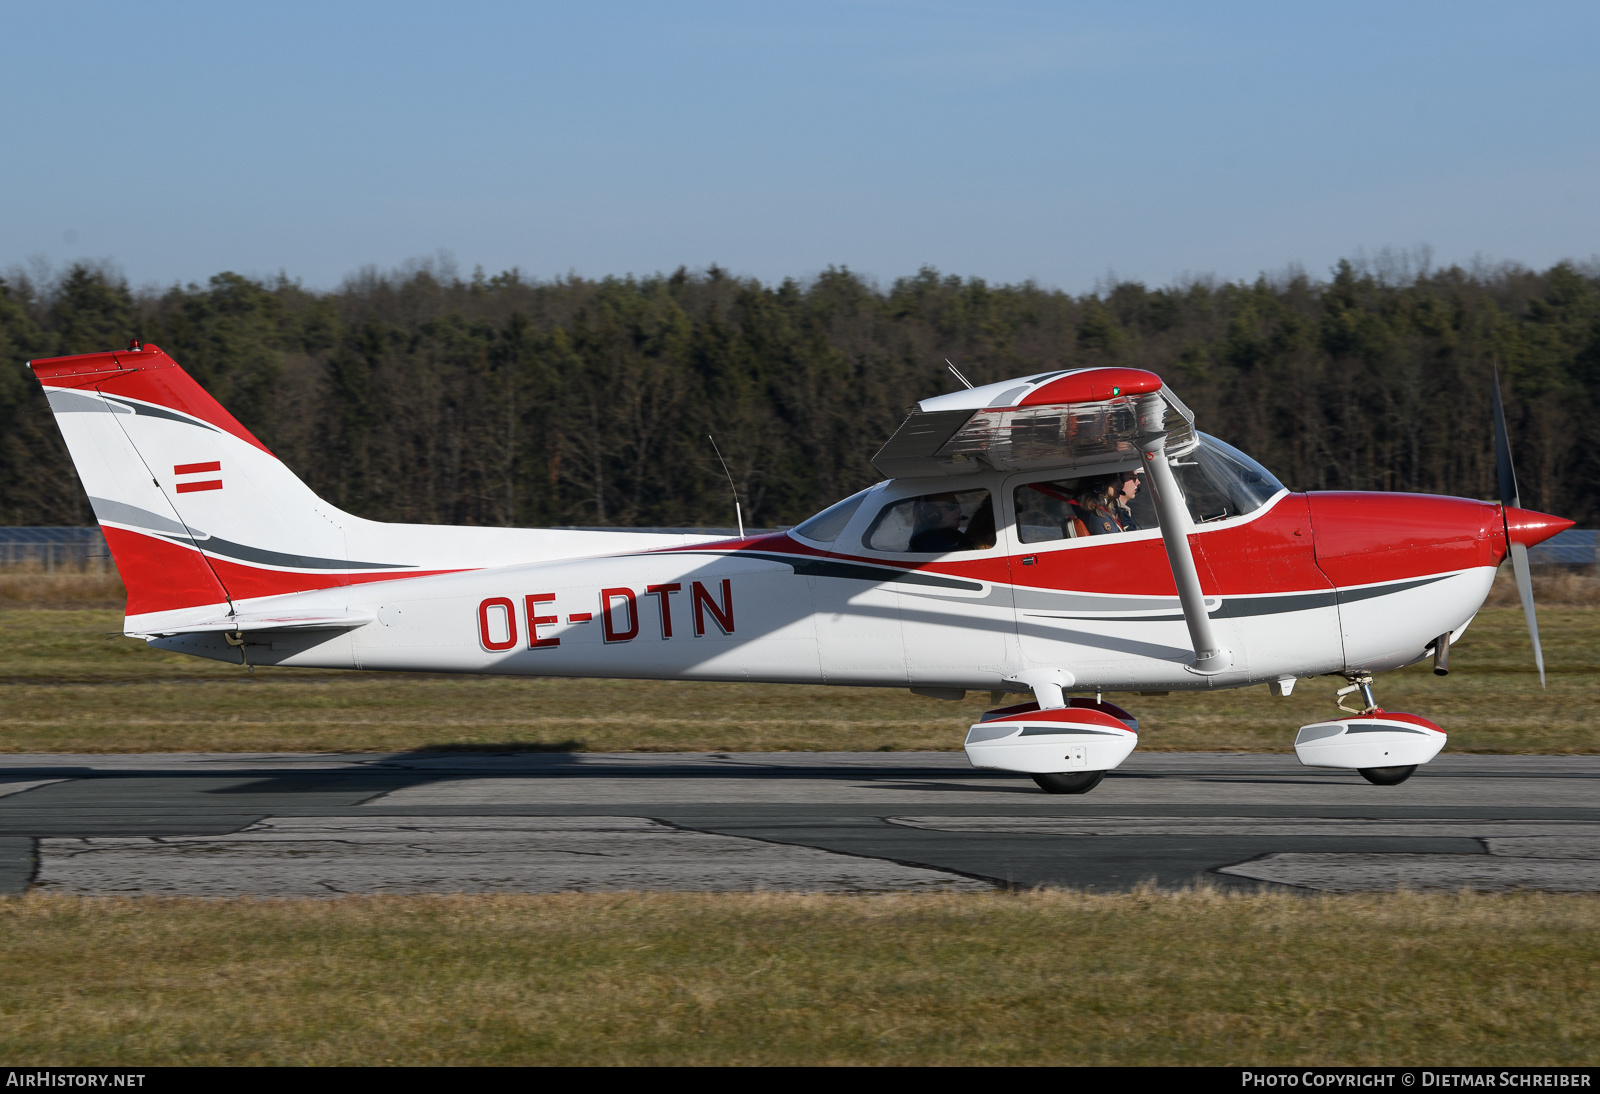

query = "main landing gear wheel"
[
  {"left": 1032, "top": 770, "right": 1106, "bottom": 795},
  {"left": 1358, "top": 765, "right": 1418, "bottom": 786}
]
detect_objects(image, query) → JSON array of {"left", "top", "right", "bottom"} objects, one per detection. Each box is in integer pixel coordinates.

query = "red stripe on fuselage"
[{"left": 659, "top": 492, "right": 1502, "bottom": 597}]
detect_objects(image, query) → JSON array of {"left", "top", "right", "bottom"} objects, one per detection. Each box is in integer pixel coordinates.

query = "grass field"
[
  {"left": 1, "top": 590, "right": 1597, "bottom": 752},
  {"left": 0, "top": 889, "right": 1593, "bottom": 1066},
  {"left": 4, "top": 571, "right": 1597, "bottom": 1068}
]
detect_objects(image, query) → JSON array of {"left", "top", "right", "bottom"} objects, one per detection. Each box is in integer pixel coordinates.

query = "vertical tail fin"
[{"left": 30, "top": 344, "right": 391, "bottom": 630}]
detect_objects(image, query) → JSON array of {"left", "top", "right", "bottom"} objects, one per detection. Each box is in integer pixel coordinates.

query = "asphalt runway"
[{"left": 1, "top": 751, "right": 1597, "bottom": 896}]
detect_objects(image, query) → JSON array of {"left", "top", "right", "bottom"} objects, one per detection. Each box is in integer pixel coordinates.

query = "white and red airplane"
[{"left": 29, "top": 343, "right": 1571, "bottom": 794}]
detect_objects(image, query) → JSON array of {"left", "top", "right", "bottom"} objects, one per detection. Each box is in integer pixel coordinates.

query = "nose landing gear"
[
  {"left": 1293, "top": 673, "right": 1447, "bottom": 785},
  {"left": 1335, "top": 672, "right": 1378, "bottom": 716}
]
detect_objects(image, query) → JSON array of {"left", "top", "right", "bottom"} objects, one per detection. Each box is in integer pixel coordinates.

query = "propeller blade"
[
  {"left": 1492, "top": 366, "right": 1545, "bottom": 687},
  {"left": 1509, "top": 539, "right": 1546, "bottom": 688},
  {"left": 1491, "top": 365, "right": 1519, "bottom": 508}
]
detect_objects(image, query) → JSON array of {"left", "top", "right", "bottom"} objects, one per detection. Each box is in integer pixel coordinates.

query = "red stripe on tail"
[{"left": 100, "top": 526, "right": 230, "bottom": 616}]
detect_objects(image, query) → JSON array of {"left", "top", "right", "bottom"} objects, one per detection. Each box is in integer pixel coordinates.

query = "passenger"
[
  {"left": 1072, "top": 472, "right": 1141, "bottom": 535},
  {"left": 908, "top": 493, "right": 965, "bottom": 552},
  {"left": 1112, "top": 470, "right": 1142, "bottom": 532}
]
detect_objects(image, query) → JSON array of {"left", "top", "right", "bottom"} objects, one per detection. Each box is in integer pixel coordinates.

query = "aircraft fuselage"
[{"left": 151, "top": 479, "right": 1509, "bottom": 696}]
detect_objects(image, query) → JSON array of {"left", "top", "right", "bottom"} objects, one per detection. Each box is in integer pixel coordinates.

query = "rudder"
[{"left": 31, "top": 343, "right": 372, "bottom": 630}]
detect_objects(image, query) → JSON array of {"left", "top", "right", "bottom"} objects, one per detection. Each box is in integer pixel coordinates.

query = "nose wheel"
[
  {"left": 1292, "top": 674, "right": 1446, "bottom": 783},
  {"left": 1334, "top": 674, "right": 1421, "bottom": 785}
]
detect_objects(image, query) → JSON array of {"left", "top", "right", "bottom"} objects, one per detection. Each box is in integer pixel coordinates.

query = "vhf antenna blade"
[
  {"left": 946, "top": 359, "right": 975, "bottom": 390},
  {"left": 708, "top": 435, "right": 744, "bottom": 539}
]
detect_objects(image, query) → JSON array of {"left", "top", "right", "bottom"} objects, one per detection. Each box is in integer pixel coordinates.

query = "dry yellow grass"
[
  {"left": 0, "top": 565, "right": 125, "bottom": 610},
  {"left": 1485, "top": 566, "right": 1600, "bottom": 607},
  {"left": 0, "top": 888, "right": 1594, "bottom": 1066}
]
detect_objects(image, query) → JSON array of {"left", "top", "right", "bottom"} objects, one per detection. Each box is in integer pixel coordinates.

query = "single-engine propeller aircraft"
[{"left": 28, "top": 344, "right": 1572, "bottom": 793}]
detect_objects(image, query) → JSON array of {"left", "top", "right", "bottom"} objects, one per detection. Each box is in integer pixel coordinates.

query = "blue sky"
[{"left": 3, "top": 1, "right": 1597, "bottom": 292}]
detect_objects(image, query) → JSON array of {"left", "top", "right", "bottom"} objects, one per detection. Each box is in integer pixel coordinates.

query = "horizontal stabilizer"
[{"left": 152, "top": 610, "right": 376, "bottom": 636}]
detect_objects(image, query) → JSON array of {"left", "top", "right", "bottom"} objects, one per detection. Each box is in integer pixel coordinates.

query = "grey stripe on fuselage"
[
  {"left": 1020, "top": 574, "right": 1448, "bottom": 622},
  {"left": 671, "top": 551, "right": 985, "bottom": 592},
  {"left": 154, "top": 533, "right": 412, "bottom": 571}
]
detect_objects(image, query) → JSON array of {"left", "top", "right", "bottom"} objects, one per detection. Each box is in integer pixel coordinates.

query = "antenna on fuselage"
[
  {"left": 946, "top": 359, "right": 974, "bottom": 389},
  {"left": 708, "top": 435, "right": 745, "bottom": 540}
]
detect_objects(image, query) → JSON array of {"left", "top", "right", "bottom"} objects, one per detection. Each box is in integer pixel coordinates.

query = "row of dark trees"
[{"left": 2, "top": 257, "right": 1598, "bottom": 529}]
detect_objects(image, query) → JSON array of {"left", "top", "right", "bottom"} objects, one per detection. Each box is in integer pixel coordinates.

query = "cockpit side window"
[
  {"left": 1015, "top": 471, "right": 1151, "bottom": 543},
  {"left": 865, "top": 489, "right": 995, "bottom": 554},
  {"left": 1015, "top": 480, "right": 1081, "bottom": 543}
]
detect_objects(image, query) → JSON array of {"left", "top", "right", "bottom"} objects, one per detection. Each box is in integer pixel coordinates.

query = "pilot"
[
  {"left": 909, "top": 493, "right": 966, "bottom": 552},
  {"left": 1112, "top": 470, "right": 1142, "bottom": 531},
  {"left": 1072, "top": 472, "right": 1142, "bottom": 535}
]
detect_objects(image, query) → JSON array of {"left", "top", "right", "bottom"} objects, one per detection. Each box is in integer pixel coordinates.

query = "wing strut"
[{"left": 1136, "top": 393, "right": 1232, "bottom": 674}]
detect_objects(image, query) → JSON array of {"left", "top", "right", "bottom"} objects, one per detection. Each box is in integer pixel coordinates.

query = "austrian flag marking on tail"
[{"left": 174, "top": 461, "right": 223, "bottom": 493}]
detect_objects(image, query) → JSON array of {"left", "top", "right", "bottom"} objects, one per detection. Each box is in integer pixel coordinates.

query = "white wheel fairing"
[
  {"left": 964, "top": 705, "right": 1140, "bottom": 774},
  {"left": 1294, "top": 716, "right": 1447, "bottom": 770},
  {"left": 964, "top": 726, "right": 1139, "bottom": 774}
]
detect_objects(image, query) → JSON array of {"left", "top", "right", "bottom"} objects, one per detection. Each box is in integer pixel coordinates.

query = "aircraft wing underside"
[{"left": 873, "top": 367, "right": 1198, "bottom": 478}]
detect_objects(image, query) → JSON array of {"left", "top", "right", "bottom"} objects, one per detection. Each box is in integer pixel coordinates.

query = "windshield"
[
  {"left": 792, "top": 489, "right": 870, "bottom": 543},
  {"left": 1171, "top": 434, "right": 1285, "bottom": 523}
]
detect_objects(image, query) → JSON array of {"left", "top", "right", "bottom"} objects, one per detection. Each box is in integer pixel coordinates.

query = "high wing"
[{"left": 872, "top": 367, "right": 1198, "bottom": 479}]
